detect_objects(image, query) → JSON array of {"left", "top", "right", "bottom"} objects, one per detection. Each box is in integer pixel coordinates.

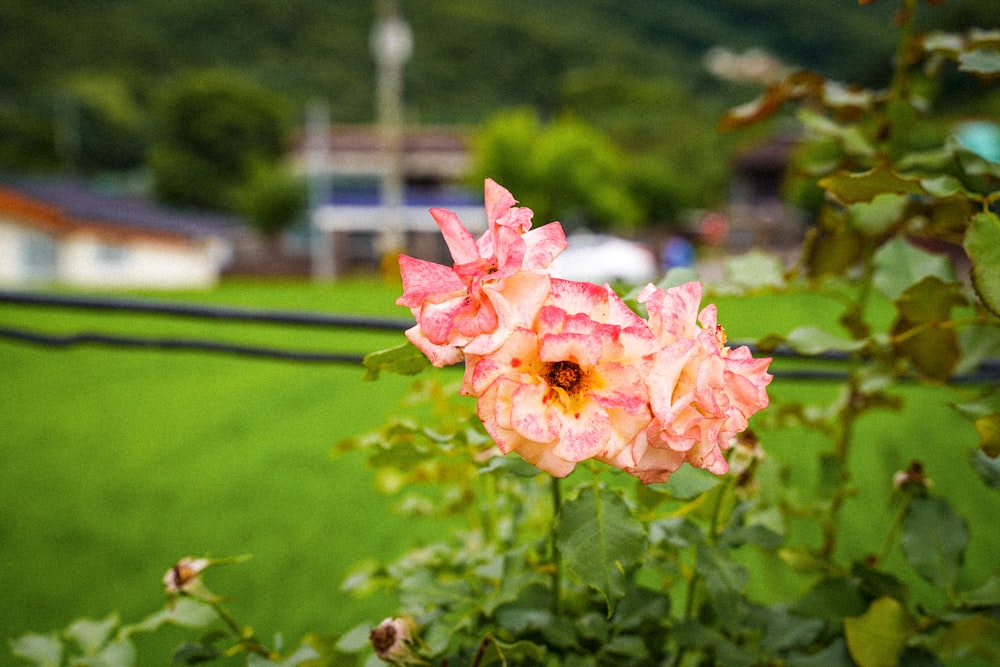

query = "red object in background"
[{"left": 700, "top": 211, "right": 728, "bottom": 245}]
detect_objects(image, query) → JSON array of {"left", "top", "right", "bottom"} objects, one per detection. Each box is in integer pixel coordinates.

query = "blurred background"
[
  {"left": 2, "top": 0, "right": 996, "bottom": 289},
  {"left": 2, "top": 0, "right": 999, "bottom": 660}
]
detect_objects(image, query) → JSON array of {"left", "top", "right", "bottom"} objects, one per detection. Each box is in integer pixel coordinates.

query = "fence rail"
[{"left": 1, "top": 289, "right": 997, "bottom": 383}]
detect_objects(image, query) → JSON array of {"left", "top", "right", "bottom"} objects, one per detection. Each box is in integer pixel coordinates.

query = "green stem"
[
  {"left": 876, "top": 0, "right": 917, "bottom": 157},
  {"left": 550, "top": 475, "right": 562, "bottom": 616},
  {"left": 889, "top": 315, "right": 985, "bottom": 345},
  {"left": 821, "top": 239, "right": 877, "bottom": 559},
  {"left": 482, "top": 472, "right": 496, "bottom": 544},
  {"left": 675, "top": 479, "right": 732, "bottom": 667},
  {"left": 876, "top": 496, "right": 911, "bottom": 563},
  {"left": 210, "top": 600, "right": 275, "bottom": 659}
]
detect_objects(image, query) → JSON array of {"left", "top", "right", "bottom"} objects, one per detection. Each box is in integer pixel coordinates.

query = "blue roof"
[{"left": 1, "top": 177, "right": 241, "bottom": 240}]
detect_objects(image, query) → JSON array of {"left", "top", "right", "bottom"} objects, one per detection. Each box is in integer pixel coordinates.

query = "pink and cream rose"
[
  {"left": 637, "top": 281, "right": 773, "bottom": 479},
  {"left": 396, "top": 180, "right": 772, "bottom": 484},
  {"left": 467, "top": 279, "right": 655, "bottom": 478},
  {"left": 396, "top": 179, "right": 567, "bottom": 366}
]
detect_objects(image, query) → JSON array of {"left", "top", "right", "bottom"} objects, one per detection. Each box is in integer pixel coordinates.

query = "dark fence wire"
[{"left": 1, "top": 290, "right": 997, "bottom": 382}]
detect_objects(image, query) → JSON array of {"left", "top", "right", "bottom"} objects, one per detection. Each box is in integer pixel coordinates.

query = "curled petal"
[
  {"left": 522, "top": 222, "right": 568, "bottom": 269},
  {"left": 404, "top": 325, "right": 463, "bottom": 367},
  {"left": 396, "top": 255, "right": 465, "bottom": 308},
  {"left": 616, "top": 437, "right": 687, "bottom": 484}
]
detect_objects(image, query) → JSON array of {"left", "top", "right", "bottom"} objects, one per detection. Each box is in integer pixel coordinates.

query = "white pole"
[
  {"left": 306, "top": 99, "right": 336, "bottom": 280},
  {"left": 371, "top": 0, "right": 412, "bottom": 268}
]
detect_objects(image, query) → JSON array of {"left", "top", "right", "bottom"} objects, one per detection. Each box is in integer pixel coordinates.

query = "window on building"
[
  {"left": 22, "top": 233, "right": 57, "bottom": 281},
  {"left": 97, "top": 244, "right": 129, "bottom": 266}
]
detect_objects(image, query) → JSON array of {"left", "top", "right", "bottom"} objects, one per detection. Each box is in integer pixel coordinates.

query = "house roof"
[
  {"left": 294, "top": 124, "right": 472, "bottom": 179},
  {"left": 0, "top": 178, "right": 241, "bottom": 247}
]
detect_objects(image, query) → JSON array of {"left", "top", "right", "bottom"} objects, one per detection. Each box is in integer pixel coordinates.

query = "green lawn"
[
  {"left": 0, "top": 279, "right": 445, "bottom": 654},
  {"left": 1, "top": 279, "right": 997, "bottom": 662}
]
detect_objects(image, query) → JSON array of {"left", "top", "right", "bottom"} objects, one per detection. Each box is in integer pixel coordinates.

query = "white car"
[{"left": 551, "top": 233, "right": 658, "bottom": 285}]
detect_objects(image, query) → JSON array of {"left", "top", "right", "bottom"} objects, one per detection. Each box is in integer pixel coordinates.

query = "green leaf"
[
  {"left": 959, "top": 48, "right": 1000, "bottom": 75},
  {"left": 673, "top": 618, "right": 758, "bottom": 667},
  {"left": 919, "top": 175, "right": 971, "bottom": 198},
  {"left": 475, "top": 638, "right": 547, "bottom": 667},
  {"left": 974, "top": 412, "right": 1000, "bottom": 457},
  {"left": 891, "top": 276, "right": 966, "bottom": 381},
  {"left": 247, "top": 644, "right": 321, "bottom": 666},
  {"left": 873, "top": 236, "right": 955, "bottom": 300},
  {"left": 361, "top": 342, "right": 431, "bottom": 381},
  {"left": 610, "top": 584, "right": 671, "bottom": 631},
  {"left": 555, "top": 486, "right": 646, "bottom": 614},
  {"left": 850, "top": 561, "right": 909, "bottom": 604},
  {"left": 848, "top": 193, "right": 908, "bottom": 236},
  {"left": 602, "top": 634, "right": 648, "bottom": 660},
  {"left": 720, "top": 523, "right": 783, "bottom": 550},
  {"left": 798, "top": 108, "right": 875, "bottom": 157},
  {"left": 964, "top": 212, "right": 1000, "bottom": 316},
  {"left": 647, "top": 464, "right": 720, "bottom": 500},
  {"left": 724, "top": 251, "right": 785, "bottom": 291},
  {"left": 959, "top": 573, "right": 1000, "bottom": 608},
  {"left": 65, "top": 614, "right": 119, "bottom": 655},
  {"left": 972, "top": 448, "right": 1000, "bottom": 489},
  {"left": 933, "top": 615, "right": 1000, "bottom": 665},
  {"left": 791, "top": 577, "right": 868, "bottom": 620},
  {"left": 655, "top": 266, "right": 701, "bottom": 290},
  {"left": 478, "top": 455, "right": 544, "bottom": 477},
  {"left": 951, "top": 390, "right": 1000, "bottom": 420},
  {"left": 923, "top": 31, "right": 964, "bottom": 55},
  {"left": 335, "top": 623, "right": 376, "bottom": 653},
  {"left": 758, "top": 606, "right": 825, "bottom": 655},
  {"left": 696, "top": 542, "right": 749, "bottom": 613},
  {"left": 785, "top": 638, "right": 854, "bottom": 667},
  {"left": 127, "top": 598, "right": 217, "bottom": 636},
  {"left": 171, "top": 642, "right": 221, "bottom": 664},
  {"left": 804, "top": 225, "right": 864, "bottom": 279},
  {"left": 819, "top": 166, "right": 925, "bottom": 204},
  {"left": 87, "top": 639, "right": 137, "bottom": 667},
  {"left": 956, "top": 324, "right": 1000, "bottom": 375},
  {"left": 843, "top": 597, "right": 915, "bottom": 667},
  {"left": 9, "top": 633, "right": 63, "bottom": 667},
  {"left": 900, "top": 496, "right": 969, "bottom": 592},
  {"left": 784, "top": 326, "right": 866, "bottom": 355}
]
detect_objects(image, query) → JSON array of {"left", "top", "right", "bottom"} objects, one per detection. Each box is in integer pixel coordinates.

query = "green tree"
[
  {"left": 60, "top": 74, "right": 147, "bottom": 173},
  {"left": 470, "top": 108, "right": 642, "bottom": 231},
  {"left": 231, "top": 160, "right": 307, "bottom": 239},
  {"left": 557, "top": 67, "right": 740, "bottom": 221},
  {"left": 148, "top": 69, "right": 293, "bottom": 211}
]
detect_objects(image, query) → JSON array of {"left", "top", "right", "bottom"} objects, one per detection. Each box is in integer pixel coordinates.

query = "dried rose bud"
[
  {"left": 163, "top": 557, "right": 211, "bottom": 595},
  {"left": 370, "top": 616, "right": 418, "bottom": 664},
  {"left": 892, "top": 460, "right": 932, "bottom": 493}
]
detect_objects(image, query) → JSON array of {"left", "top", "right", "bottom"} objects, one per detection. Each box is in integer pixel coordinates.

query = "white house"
[{"left": 0, "top": 181, "right": 236, "bottom": 289}]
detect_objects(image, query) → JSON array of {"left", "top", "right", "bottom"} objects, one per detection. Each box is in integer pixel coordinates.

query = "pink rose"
[
  {"left": 396, "top": 179, "right": 567, "bottom": 365},
  {"left": 637, "top": 282, "right": 772, "bottom": 479},
  {"left": 467, "top": 279, "right": 655, "bottom": 477}
]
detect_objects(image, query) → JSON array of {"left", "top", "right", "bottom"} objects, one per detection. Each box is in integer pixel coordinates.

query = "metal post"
[
  {"left": 371, "top": 0, "right": 412, "bottom": 266},
  {"left": 305, "top": 99, "right": 336, "bottom": 280}
]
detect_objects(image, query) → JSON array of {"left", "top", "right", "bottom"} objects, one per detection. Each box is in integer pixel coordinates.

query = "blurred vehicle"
[{"left": 551, "top": 233, "right": 658, "bottom": 285}]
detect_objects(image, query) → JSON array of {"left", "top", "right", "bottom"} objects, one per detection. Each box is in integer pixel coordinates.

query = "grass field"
[{"left": 2, "top": 278, "right": 998, "bottom": 661}]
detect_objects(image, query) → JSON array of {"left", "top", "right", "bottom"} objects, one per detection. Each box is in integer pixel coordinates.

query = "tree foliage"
[
  {"left": 147, "top": 69, "right": 293, "bottom": 212},
  {"left": 469, "top": 109, "right": 643, "bottom": 231}
]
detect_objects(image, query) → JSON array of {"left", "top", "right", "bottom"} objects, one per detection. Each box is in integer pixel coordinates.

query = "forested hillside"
[
  {"left": 1, "top": 0, "right": 994, "bottom": 221},
  {"left": 6, "top": 1, "right": 992, "bottom": 124}
]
